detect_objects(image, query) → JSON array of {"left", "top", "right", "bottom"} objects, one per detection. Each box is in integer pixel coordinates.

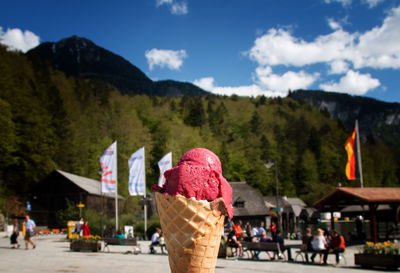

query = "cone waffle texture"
[{"left": 155, "top": 192, "right": 225, "bottom": 273}]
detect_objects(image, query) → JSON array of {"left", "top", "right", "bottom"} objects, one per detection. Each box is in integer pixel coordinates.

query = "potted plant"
[
  {"left": 70, "top": 235, "right": 102, "bottom": 252},
  {"left": 355, "top": 240, "right": 400, "bottom": 270}
]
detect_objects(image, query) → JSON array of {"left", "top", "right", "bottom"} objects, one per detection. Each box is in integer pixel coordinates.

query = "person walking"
[
  {"left": 75, "top": 217, "right": 84, "bottom": 237},
  {"left": 24, "top": 215, "right": 36, "bottom": 250},
  {"left": 10, "top": 218, "right": 20, "bottom": 248}
]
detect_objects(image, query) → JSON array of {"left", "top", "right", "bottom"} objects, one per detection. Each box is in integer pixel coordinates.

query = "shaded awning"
[
  {"left": 314, "top": 187, "right": 400, "bottom": 243},
  {"left": 314, "top": 187, "right": 400, "bottom": 210}
]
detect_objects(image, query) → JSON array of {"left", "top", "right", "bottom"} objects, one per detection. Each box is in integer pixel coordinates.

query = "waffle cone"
[{"left": 155, "top": 192, "right": 225, "bottom": 273}]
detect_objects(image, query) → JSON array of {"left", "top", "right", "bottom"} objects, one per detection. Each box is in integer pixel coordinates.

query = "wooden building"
[
  {"left": 263, "top": 196, "right": 309, "bottom": 233},
  {"left": 314, "top": 187, "right": 400, "bottom": 242},
  {"left": 230, "top": 182, "right": 269, "bottom": 226},
  {"left": 29, "top": 170, "right": 124, "bottom": 228}
]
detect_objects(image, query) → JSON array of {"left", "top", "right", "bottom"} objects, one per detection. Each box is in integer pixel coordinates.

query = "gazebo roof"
[
  {"left": 314, "top": 187, "right": 400, "bottom": 243},
  {"left": 314, "top": 187, "right": 400, "bottom": 211}
]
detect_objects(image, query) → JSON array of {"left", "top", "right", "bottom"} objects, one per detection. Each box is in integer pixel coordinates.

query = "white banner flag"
[
  {"left": 128, "top": 147, "right": 146, "bottom": 196},
  {"left": 100, "top": 141, "right": 117, "bottom": 193},
  {"left": 158, "top": 152, "right": 172, "bottom": 187}
]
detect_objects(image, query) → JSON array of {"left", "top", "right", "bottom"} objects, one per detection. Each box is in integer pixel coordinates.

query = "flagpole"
[
  {"left": 115, "top": 141, "right": 118, "bottom": 231},
  {"left": 143, "top": 147, "right": 147, "bottom": 240},
  {"left": 355, "top": 120, "right": 364, "bottom": 188},
  {"left": 101, "top": 193, "right": 104, "bottom": 238}
]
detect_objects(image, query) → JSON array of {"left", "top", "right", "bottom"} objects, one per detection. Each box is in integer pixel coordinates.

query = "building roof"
[
  {"left": 263, "top": 196, "right": 288, "bottom": 208},
  {"left": 286, "top": 197, "right": 307, "bottom": 207},
  {"left": 300, "top": 207, "right": 318, "bottom": 218},
  {"left": 230, "top": 182, "right": 269, "bottom": 217},
  {"left": 55, "top": 170, "right": 124, "bottom": 199},
  {"left": 290, "top": 205, "right": 303, "bottom": 217},
  {"left": 314, "top": 187, "right": 400, "bottom": 211}
]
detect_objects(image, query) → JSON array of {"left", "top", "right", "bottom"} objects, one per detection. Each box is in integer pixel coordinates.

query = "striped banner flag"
[
  {"left": 128, "top": 147, "right": 146, "bottom": 196},
  {"left": 100, "top": 141, "right": 117, "bottom": 193},
  {"left": 158, "top": 152, "right": 172, "bottom": 187}
]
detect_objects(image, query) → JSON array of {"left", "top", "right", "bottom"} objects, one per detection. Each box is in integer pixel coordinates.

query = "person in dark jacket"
[
  {"left": 273, "top": 230, "right": 293, "bottom": 261},
  {"left": 301, "top": 227, "right": 313, "bottom": 263}
]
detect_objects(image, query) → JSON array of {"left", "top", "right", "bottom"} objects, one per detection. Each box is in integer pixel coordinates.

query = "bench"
[
  {"left": 102, "top": 238, "right": 138, "bottom": 253},
  {"left": 295, "top": 250, "right": 347, "bottom": 265},
  {"left": 241, "top": 241, "right": 284, "bottom": 260}
]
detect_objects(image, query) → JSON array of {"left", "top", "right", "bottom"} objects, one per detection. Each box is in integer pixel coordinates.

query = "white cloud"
[
  {"left": 193, "top": 77, "right": 286, "bottom": 97},
  {"left": 198, "top": 6, "right": 399, "bottom": 98},
  {"left": 171, "top": 2, "right": 188, "bottom": 15},
  {"left": 327, "top": 18, "right": 342, "bottom": 31},
  {"left": 324, "top": 0, "right": 384, "bottom": 8},
  {"left": 245, "top": 6, "right": 400, "bottom": 95},
  {"left": 324, "top": 0, "right": 352, "bottom": 7},
  {"left": 145, "top": 48, "right": 187, "bottom": 71},
  {"left": 363, "top": 0, "right": 384, "bottom": 8},
  {"left": 0, "top": 27, "right": 40, "bottom": 53},
  {"left": 156, "top": 0, "right": 188, "bottom": 15},
  {"left": 156, "top": 0, "right": 173, "bottom": 7},
  {"left": 329, "top": 60, "right": 350, "bottom": 74},
  {"left": 365, "top": 0, "right": 383, "bottom": 7},
  {"left": 247, "top": 27, "right": 354, "bottom": 67},
  {"left": 353, "top": 6, "right": 400, "bottom": 69},
  {"left": 254, "top": 66, "right": 319, "bottom": 92},
  {"left": 319, "top": 70, "right": 380, "bottom": 95}
]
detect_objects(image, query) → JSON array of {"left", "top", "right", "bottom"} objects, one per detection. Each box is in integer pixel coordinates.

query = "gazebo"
[{"left": 314, "top": 187, "right": 400, "bottom": 243}]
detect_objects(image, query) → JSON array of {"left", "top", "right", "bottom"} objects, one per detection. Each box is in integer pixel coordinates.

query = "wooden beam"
[{"left": 369, "top": 204, "right": 378, "bottom": 243}]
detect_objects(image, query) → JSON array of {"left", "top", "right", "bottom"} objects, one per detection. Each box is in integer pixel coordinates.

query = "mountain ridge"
[
  {"left": 27, "top": 35, "right": 208, "bottom": 97},
  {"left": 289, "top": 90, "right": 400, "bottom": 146}
]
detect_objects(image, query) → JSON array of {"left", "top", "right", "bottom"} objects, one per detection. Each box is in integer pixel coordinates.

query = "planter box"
[
  {"left": 355, "top": 253, "right": 400, "bottom": 270},
  {"left": 70, "top": 241, "right": 101, "bottom": 252}
]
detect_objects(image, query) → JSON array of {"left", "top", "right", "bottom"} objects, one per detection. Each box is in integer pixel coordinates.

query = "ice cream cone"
[{"left": 155, "top": 192, "right": 225, "bottom": 273}]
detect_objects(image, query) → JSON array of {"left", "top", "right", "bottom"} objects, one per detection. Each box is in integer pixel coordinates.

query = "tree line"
[{"left": 1, "top": 45, "right": 399, "bottom": 219}]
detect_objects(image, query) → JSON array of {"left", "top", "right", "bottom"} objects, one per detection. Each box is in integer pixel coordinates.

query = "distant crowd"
[{"left": 224, "top": 219, "right": 346, "bottom": 265}]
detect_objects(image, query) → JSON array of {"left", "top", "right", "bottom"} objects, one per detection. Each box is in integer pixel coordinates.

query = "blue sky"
[{"left": 1, "top": 0, "right": 399, "bottom": 102}]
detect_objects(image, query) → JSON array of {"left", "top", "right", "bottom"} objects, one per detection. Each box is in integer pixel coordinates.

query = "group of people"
[
  {"left": 226, "top": 220, "right": 347, "bottom": 265},
  {"left": 10, "top": 215, "right": 37, "bottom": 250},
  {"left": 301, "top": 227, "right": 346, "bottom": 266},
  {"left": 74, "top": 217, "right": 91, "bottom": 237},
  {"left": 226, "top": 220, "right": 292, "bottom": 260},
  {"left": 10, "top": 215, "right": 93, "bottom": 250}
]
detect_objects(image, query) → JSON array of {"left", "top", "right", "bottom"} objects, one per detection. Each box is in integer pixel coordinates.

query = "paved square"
[{"left": 0, "top": 234, "right": 379, "bottom": 273}]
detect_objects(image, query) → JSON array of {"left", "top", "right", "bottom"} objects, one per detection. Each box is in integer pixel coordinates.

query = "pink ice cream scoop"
[{"left": 151, "top": 148, "right": 234, "bottom": 219}]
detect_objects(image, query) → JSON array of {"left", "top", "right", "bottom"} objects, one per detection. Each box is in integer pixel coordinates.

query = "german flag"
[{"left": 345, "top": 128, "right": 357, "bottom": 180}]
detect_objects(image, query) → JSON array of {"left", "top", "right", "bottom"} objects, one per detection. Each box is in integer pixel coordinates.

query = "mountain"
[
  {"left": 27, "top": 36, "right": 208, "bottom": 97},
  {"left": 289, "top": 90, "right": 400, "bottom": 146}
]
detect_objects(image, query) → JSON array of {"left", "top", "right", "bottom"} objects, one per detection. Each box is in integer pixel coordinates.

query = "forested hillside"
[{"left": 1, "top": 44, "right": 399, "bottom": 216}]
